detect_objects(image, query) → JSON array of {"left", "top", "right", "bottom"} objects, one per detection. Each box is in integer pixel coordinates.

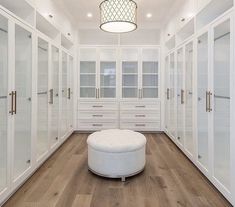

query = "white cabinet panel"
[
  {"left": 50, "top": 46, "right": 59, "bottom": 146},
  {"left": 120, "top": 102, "right": 160, "bottom": 111},
  {"left": 120, "top": 122, "right": 160, "bottom": 131},
  {"left": 213, "top": 18, "right": 231, "bottom": 191},
  {"left": 197, "top": 32, "right": 209, "bottom": 170},
  {"left": 78, "top": 102, "right": 118, "bottom": 111},
  {"left": 37, "top": 38, "right": 49, "bottom": 159},
  {"left": 0, "top": 13, "right": 8, "bottom": 194},
  {"left": 14, "top": 24, "right": 32, "bottom": 180}
]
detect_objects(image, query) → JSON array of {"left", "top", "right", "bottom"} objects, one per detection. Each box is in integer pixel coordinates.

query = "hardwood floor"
[{"left": 3, "top": 133, "right": 232, "bottom": 207}]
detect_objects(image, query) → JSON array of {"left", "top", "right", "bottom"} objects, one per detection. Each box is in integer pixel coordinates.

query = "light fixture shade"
[{"left": 100, "top": 0, "right": 137, "bottom": 33}]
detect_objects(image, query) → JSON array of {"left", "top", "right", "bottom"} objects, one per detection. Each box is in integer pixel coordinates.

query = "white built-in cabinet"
[
  {"left": 164, "top": 10, "right": 235, "bottom": 205},
  {"left": 78, "top": 47, "right": 161, "bottom": 131},
  {"left": 0, "top": 5, "right": 75, "bottom": 205}
]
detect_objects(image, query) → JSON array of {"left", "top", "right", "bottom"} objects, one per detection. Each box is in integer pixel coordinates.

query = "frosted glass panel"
[
  {"left": 142, "top": 62, "right": 158, "bottom": 73},
  {"left": 80, "top": 61, "right": 96, "bottom": 98},
  {"left": 142, "top": 75, "right": 158, "bottom": 87},
  {"left": 14, "top": 25, "right": 32, "bottom": 179},
  {"left": 142, "top": 48, "right": 159, "bottom": 61},
  {"left": 121, "top": 48, "right": 138, "bottom": 61},
  {"left": 68, "top": 56, "right": 73, "bottom": 129},
  {"left": 61, "top": 52, "right": 68, "bottom": 137},
  {"left": 122, "top": 75, "right": 138, "bottom": 87},
  {"left": 122, "top": 61, "right": 138, "bottom": 98},
  {"left": 122, "top": 88, "right": 138, "bottom": 98},
  {"left": 37, "top": 38, "right": 48, "bottom": 159},
  {"left": 51, "top": 46, "right": 59, "bottom": 146},
  {"left": 122, "top": 61, "right": 138, "bottom": 73},
  {"left": 0, "top": 14, "right": 8, "bottom": 192},
  {"left": 169, "top": 53, "right": 176, "bottom": 137},
  {"left": 213, "top": 19, "right": 230, "bottom": 190},
  {"left": 80, "top": 61, "right": 96, "bottom": 74},
  {"left": 80, "top": 48, "right": 96, "bottom": 61},
  {"left": 177, "top": 48, "right": 184, "bottom": 144},
  {"left": 100, "top": 88, "right": 116, "bottom": 98},
  {"left": 197, "top": 32, "right": 209, "bottom": 169},
  {"left": 143, "top": 88, "right": 158, "bottom": 98},
  {"left": 165, "top": 56, "right": 170, "bottom": 130},
  {"left": 185, "top": 42, "right": 193, "bottom": 154}
]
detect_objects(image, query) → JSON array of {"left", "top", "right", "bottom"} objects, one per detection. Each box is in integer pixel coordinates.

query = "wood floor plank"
[{"left": 3, "top": 133, "right": 232, "bottom": 207}]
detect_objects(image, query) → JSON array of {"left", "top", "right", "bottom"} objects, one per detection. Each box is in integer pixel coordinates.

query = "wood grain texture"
[{"left": 3, "top": 133, "right": 232, "bottom": 207}]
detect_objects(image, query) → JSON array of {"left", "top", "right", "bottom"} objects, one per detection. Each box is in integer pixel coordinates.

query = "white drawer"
[
  {"left": 120, "top": 122, "right": 160, "bottom": 131},
  {"left": 77, "top": 121, "right": 118, "bottom": 131},
  {"left": 120, "top": 102, "right": 160, "bottom": 111},
  {"left": 120, "top": 111, "right": 160, "bottom": 122},
  {"left": 78, "top": 111, "right": 118, "bottom": 121},
  {"left": 78, "top": 102, "right": 118, "bottom": 111}
]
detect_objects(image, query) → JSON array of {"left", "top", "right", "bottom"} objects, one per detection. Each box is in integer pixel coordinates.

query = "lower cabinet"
[
  {"left": 120, "top": 101, "right": 161, "bottom": 131},
  {"left": 77, "top": 102, "right": 119, "bottom": 131}
]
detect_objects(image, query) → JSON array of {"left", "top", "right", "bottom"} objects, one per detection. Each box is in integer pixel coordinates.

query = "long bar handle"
[
  {"left": 13, "top": 91, "right": 17, "bottom": 114},
  {"left": 68, "top": 88, "right": 71, "bottom": 99},
  {"left": 181, "top": 89, "right": 184, "bottom": 104},
  {"left": 49, "top": 89, "right": 54, "bottom": 104},
  {"left": 206, "top": 91, "right": 209, "bottom": 112},
  {"left": 167, "top": 88, "right": 170, "bottom": 100},
  {"left": 9, "top": 91, "right": 14, "bottom": 115},
  {"left": 208, "top": 91, "right": 212, "bottom": 112}
]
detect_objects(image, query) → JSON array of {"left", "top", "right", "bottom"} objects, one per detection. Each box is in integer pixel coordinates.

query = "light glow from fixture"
[
  {"left": 87, "top": 12, "right": 93, "bottom": 18},
  {"left": 99, "top": 0, "right": 137, "bottom": 33},
  {"left": 146, "top": 13, "right": 152, "bottom": 18}
]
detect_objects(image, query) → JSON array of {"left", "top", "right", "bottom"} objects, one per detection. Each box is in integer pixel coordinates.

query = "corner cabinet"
[
  {"left": 78, "top": 47, "right": 119, "bottom": 131},
  {"left": 78, "top": 46, "right": 161, "bottom": 131}
]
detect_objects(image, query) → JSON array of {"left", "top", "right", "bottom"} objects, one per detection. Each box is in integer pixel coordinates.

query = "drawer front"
[
  {"left": 78, "top": 102, "right": 118, "bottom": 111},
  {"left": 120, "top": 102, "right": 160, "bottom": 111},
  {"left": 78, "top": 111, "right": 118, "bottom": 121},
  {"left": 120, "top": 111, "right": 160, "bottom": 122},
  {"left": 77, "top": 121, "right": 118, "bottom": 131},
  {"left": 120, "top": 122, "right": 160, "bottom": 131}
]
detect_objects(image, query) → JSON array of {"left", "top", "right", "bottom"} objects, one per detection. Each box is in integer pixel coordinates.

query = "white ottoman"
[{"left": 87, "top": 129, "right": 146, "bottom": 181}]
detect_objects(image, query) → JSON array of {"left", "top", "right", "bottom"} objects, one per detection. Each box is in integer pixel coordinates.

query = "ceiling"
[{"left": 54, "top": 0, "right": 187, "bottom": 29}]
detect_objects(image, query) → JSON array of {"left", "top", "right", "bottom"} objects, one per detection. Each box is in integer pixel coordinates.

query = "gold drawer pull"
[
  {"left": 135, "top": 105, "right": 146, "bottom": 108},
  {"left": 92, "top": 115, "right": 103, "bottom": 117},
  {"left": 92, "top": 124, "right": 103, "bottom": 127},
  {"left": 92, "top": 105, "right": 103, "bottom": 108},
  {"left": 135, "top": 115, "right": 146, "bottom": 117},
  {"left": 135, "top": 124, "right": 146, "bottom": 127}
]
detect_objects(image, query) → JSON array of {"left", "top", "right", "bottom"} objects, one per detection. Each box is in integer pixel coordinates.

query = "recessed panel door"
[{"left": 14, "top": 24, "right": 32, "bottom": 179}]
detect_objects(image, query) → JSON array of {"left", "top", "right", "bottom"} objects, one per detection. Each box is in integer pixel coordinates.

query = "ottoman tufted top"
[{"left": 87, "top": 129, "right": 147, "bottom": 153}]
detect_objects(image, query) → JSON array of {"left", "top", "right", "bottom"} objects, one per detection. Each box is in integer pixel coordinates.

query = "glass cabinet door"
[
  {"left": 176, "top": 48, "right": 184, "bottom": 145},
  {"left": 68, "top": 56, "right": 73, "bottom": 129},
  {"left": 169, "top": 53, "right": 176, "bottom": 137},
  {"left": 197, "top": 32, "right": 209, "bottom": 169},
  {"left": 51, "top": 46, "right": 59, "bottom": 146},
  {"left": 99, "top": 48, "right": 116, "bottom": 99},
  {"left": 213, "top": 18, "right": 231, "bottom": 190},
  {"left": 80, "top": 48, "right": 97, "bottom": 98},
  {"left": 61, "top": 51, "right": 68, "bottom": 137},
  {"left": 121, "top": 48, "right": 139, "bottom": 98},
  {"left": 165, "top": 56, "right": 170, "bottom": 130},
  {"left": 14, "top": 25, "right": 32, "bottom": 179},
  {"left": 185, "top": 42, "right": 194, "bottom": 154},
  {"left": 142, "top": 49, "right": 159, "bottom": 99},
  {"left": 37, "top": 38, "right": 49, "bottom": 159},
  {"left": 0, "top": 14, "right": 8, "bottom": 192}
]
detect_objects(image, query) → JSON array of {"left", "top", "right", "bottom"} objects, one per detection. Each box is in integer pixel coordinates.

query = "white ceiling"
[{"left": 53, "top": 0, "right": 187, "bottom": 29}]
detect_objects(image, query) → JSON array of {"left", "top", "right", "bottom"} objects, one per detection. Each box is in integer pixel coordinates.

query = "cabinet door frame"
[
  {"left": 10, "top": 16, "right": 36, "bottom": 189},
  {"left": 210, "top": 12, "right": 233, "bottom": 199},
  {"left": 0, "top": 9, "right": 12, "bottom": 201}
]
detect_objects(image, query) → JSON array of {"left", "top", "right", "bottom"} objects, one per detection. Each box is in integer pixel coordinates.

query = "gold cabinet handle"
[
  {"left": 181, "top": 89, "right": 184, "bottom": 104},
  {"left": 13, "top": 91, "right": 17, "bottom": 114},
  {"left": 9, "top": 91, "right": 14, "bottom": 115},
  {"left": 208, "top": 91, "right": 212, "bottom": 112},
  {"left": 68, "top": 88, "right": 71, "bottom": 99},
  {"left": 167, "top": 88, "right": 170, "bottom": 100},
  {"left": 49, "top": 89, "right": 54, "bottom": 104},
  {"left": 206, "top": 91, "right": 209, "bottom": 112}
]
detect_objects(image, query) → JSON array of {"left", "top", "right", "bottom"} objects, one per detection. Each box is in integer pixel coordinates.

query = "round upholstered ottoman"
[{"left": 87, "top": 129, "right": 146, "bottom": 181}]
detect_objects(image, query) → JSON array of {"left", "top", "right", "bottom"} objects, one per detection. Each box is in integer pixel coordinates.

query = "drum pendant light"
[{"left": 99, "top": 0, "right": 137, "bottom": 33}]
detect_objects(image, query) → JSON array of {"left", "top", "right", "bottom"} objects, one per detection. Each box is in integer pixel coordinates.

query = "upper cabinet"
[
  {"left": 79, "top": 47, "right": 118, "bottom": 100},
  {"left": 120, "top": 47, "right": 160, "bottom": 100}
]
